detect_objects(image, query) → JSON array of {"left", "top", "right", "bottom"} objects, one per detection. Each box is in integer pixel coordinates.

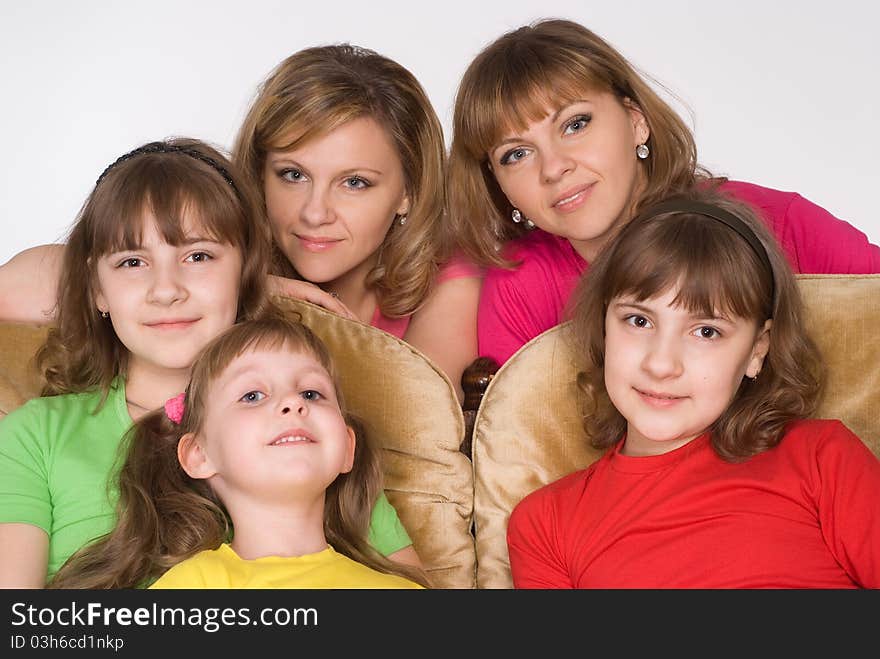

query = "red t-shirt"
[
  {"left": 478, "top": 180, "right": 880, "bottom": 365},
  {"left": 507, "top": 419, "right": 880, "bottom": 589}
]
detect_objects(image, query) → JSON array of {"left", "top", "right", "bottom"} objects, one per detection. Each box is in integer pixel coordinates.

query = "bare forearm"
[
  {"left": 0, "top": 523, "right": 49, "bottom": 588},
  {"left": 0, "top": 244, "right": 64, "bottom": 324},
  {"left": 404, "top": 277, "right": 481, "bottom": 403}
]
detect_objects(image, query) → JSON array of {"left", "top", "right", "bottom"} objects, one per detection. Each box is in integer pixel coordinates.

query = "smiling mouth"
[
  {"left": 634, "top": 388, "right": 687, "bottom": 406},
  {"left": 553, "top": 184, "right": 594, "bottom": 212},
  {"left": 145, "top": 319, "right": 199, "bottom": 330},
  {"left": 296, "top": 236, "right": 341, "bottom": 252},
  {"left": 271, "top": 435, "right": 312, "bottom": 446},
  {"left": 270, "top": 430, "right": 316, "bottom": 446}
]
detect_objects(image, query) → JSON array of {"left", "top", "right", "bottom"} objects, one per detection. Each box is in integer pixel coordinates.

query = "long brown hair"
[
  {"left": 569, "top": 189, "right": 824, "bottom": 461},
  {"left": 233, "top": 44, "right": 450, "bottom": 317},
  {"left": 49, "top": 312, "right": 429, "bottom": 588},
  {"left": 448, "top": 18, "right": 712, "bottom": 268},
  {"left": 37, "top": 138, "right": 271, "bottom": 398}
]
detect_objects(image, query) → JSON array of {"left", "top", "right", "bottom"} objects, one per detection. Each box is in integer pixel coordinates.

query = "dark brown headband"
[
  {"left": 631, "top": 199, "right": 776, "bottom": 313},
  {"left": 95, "top": 141, "right": 238, "bottom": 193}
]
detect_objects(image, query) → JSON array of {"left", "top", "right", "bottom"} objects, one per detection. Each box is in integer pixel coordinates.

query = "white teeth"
[
  {"left": 557, "top": 191, "right": 581, "bottom": 206},
  {"left": 272, "top": 435, "right": 309, "bottom": 445}
]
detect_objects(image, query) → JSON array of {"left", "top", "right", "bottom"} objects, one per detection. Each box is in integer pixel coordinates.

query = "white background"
[{"left": 2, "top": 0, "right": 878, "bottom": 265}]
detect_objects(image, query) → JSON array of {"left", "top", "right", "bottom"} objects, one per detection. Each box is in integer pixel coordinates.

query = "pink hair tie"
[{"left": 164, "top": 393, "right": 186, "bottom": 425}]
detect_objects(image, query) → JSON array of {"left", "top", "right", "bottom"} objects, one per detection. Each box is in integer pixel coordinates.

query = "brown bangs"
[
  {"left": 89, "top": 153, "right": 247, "bottom": 256},
  {"left": 186, "top": 314, "right": 340, "bottom": 424},
  {"left": 204, "top": 321, "right": 332, "bottom": 383},
  {"left": 606, "top": 214, "right": 773, "bottom": 322},
  {"left": 459, "top": 43, "right": 606, "bottom": 157}
]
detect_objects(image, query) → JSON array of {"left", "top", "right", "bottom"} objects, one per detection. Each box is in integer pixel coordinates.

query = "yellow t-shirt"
[{"left": 149, "top": 544, "right": 423, "bottom": 589}]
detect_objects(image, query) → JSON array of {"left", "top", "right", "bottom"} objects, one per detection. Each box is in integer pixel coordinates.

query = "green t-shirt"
[{"left": 0, "top": 378, "right": 411, "bottom": 581}]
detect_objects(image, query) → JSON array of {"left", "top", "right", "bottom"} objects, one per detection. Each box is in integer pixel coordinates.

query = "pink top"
[
  {"left": 478, "top": 180, "right": 880, "bottom": 365},
  {"left": 507, "top": 419, "right": 880, "bottom": 588},
  {"left": 371, "top": 253, "right": 483, "bottom": 339}
]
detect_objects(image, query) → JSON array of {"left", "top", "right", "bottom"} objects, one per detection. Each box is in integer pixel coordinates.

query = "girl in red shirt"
[{"left": 507, "top": 189, "right": 880, "bottom": 588}]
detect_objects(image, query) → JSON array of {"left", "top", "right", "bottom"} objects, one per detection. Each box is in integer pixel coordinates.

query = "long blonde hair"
[
  {"left": 448, "top": 18, "right": 711, "bottom": 268},
  {"left": 49, "top": 312, "right": 429, "bottom": 588},
  {"left": 233, "top": 44, "right": 450, "bottom": 317},
  {"left": 37, "top": 138, "right": 271, "bottom": 397}
]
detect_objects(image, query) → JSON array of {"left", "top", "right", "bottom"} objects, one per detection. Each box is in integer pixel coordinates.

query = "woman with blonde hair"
[
  {"left": 0, "top": 44, "right": 481, "bottom": 401},
  {"left": 232, "top": 44, "right": 481, "bottom": 401},
  {"left": 447, "top": 18, "right": 879, "bottom": 366}
]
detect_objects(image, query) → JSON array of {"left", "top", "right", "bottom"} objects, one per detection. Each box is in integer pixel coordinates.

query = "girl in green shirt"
[{"left": 0, "top": 139, "right": 415, "bottom": 587}]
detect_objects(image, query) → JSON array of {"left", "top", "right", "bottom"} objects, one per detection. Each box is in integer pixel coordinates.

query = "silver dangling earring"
[
  {"left": 636, "top": 143, "right": 650, "bottom": 159},
  {"left": 511, "top": 208, "right": 536, "bottom": 230},
  {"left": 398, "top": 214, "right": 407, "bottom": 226}
]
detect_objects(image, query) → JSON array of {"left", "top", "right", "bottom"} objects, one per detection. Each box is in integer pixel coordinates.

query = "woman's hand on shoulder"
[
  {"left": 0, "top": 244, "right": 63, "bottom": 324},
  {"left": 267, "top": 275, "right": 358, "bottom": 321}
]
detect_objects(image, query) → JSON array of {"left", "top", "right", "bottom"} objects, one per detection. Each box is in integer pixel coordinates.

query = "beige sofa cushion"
[
  {"left": 0, "top": 296, "right": 475, "bottom": 589},
  {"left": 472, "top": 274, "right": 880, "bottom": 589},
  {"left": 0, "top": 323, "right": 47, "bottom": 418}
]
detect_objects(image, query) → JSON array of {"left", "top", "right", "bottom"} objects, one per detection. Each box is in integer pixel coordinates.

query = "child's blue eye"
[
  {"left": 240, "top": 391, "right": 266, "bottom": 403},
  {"left": 301, "top": 390, "right": 323, "bottom": 401}
]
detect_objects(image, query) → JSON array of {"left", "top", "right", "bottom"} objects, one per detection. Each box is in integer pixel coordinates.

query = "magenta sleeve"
[
  {"left": 476, "top": 265, "right": 537, "bottom": 365},
  {"left": 778, "top": 193, "right": 880, "bottom": 273},
  {"left": 721, "top": 180, "right": 880, "bottom": 274}
]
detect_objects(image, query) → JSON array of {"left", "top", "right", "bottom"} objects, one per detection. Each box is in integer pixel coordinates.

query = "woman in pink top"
[
  {"left": 446, "top": 19, "right": 880, "bottom": 366},
  {"left": 0, "top": 45, "right": 481, "bottom": 402}
]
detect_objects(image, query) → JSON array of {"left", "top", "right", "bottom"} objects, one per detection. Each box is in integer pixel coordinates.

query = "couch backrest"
[
  {"left": 471, "top": 274, "right": 880, "bottom": 589},
  {"left": 0, "top": 296, "right": 476, "bottom": 589},
  {"left": 0, "top": 324, "right": 48, "bottom": 418}
]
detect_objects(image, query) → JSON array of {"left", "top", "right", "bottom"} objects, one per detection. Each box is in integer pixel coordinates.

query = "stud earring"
[
  {"left": 636, "top": 143, "right": 650, "bottom": 159},
  {"left": 100, "top": 311, "right": 109, "bottom": 319},
  {"left": 398, "top": 214, "right": 407, "bottom": 226}
]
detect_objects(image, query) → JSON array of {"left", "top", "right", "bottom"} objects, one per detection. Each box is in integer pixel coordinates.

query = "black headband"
[
  {"left": 632, "top": 199, "right": 776, "bottom": 313},
  {"left": 94, "top": 142, "right": 238, "bottom": 193}
]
